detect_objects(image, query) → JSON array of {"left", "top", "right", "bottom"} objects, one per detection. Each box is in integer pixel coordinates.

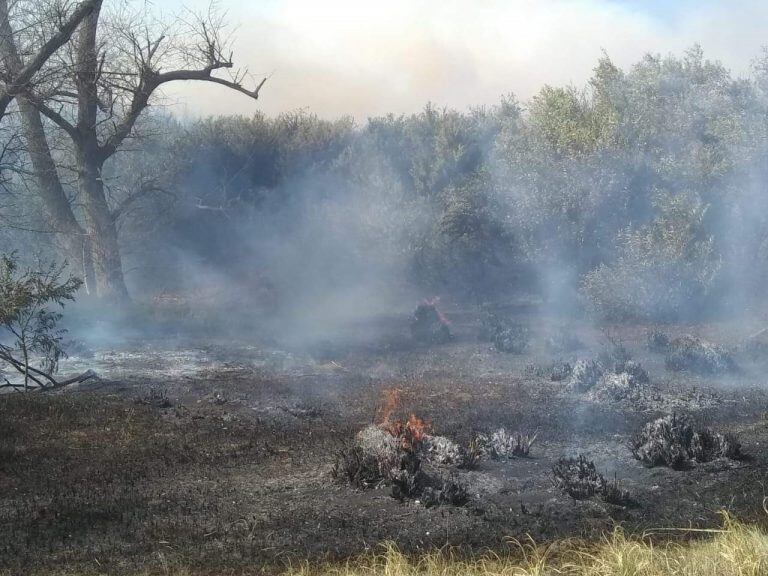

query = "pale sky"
[{"left": 154, "top": 0, "right": 768, "bottom": 120}]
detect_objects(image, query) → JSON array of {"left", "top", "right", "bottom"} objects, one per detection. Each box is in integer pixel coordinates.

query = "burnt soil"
[{"left": 3, "top": 308, "right": 768, "bottom": 574}]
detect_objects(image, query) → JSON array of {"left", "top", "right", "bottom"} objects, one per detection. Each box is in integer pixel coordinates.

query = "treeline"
[{"left": 11, "top": 46, "right": 768, "bottom": 321}]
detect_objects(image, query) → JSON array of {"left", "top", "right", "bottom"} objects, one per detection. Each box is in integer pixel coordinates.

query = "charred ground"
[{"left": 2, "top": 306, "right": 768, "bottom": 574}]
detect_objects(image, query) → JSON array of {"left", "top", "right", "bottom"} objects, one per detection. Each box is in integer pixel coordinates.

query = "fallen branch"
[{"left": 0, "top": 369, "right": 96, "bottom": 392}]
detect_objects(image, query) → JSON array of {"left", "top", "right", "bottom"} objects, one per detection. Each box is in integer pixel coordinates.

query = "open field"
[{"left": 2, "top": 307, "right": 768, "bottom": 574}]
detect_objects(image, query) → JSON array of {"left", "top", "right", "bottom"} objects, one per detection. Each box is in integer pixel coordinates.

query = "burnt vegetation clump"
[
  {"left": 552, "top": 456, "right": 631, "bottom": 505},
  {"left": 476, "top": 428, "right": 537, "bottom": 459},
  {"left": 480, "top": 310, "right": 530, "bottom": 353},
  {"left": 334, "top": 423, "right": 472, "bottom": 507},
  {"left": 665, "top": 336, "right": 737, "bottom": 375},
  {"left": 630, "top": 414, "right": 743, "bottom": 469}
]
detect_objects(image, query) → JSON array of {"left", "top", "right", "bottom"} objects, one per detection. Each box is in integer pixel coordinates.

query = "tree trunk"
[
  {"left": 77, "top": 148, "right": 128, "bottom": 299},
  {"left": 16, "top": 98, "right": 96, "bottom": 292},
  {"left": 71, "top": 3, "right": 128, "bottom": 301}
]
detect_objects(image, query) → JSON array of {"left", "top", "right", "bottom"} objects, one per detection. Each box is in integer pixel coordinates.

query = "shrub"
[
  {"left": 0, "top": 254, "right": 82, "bottom": 390},
  {"left": 631, "top": 414, "right": 742, "bottom": 469},
  {"left": 665, "top": 335, "right": 736, "bottom": 374}
]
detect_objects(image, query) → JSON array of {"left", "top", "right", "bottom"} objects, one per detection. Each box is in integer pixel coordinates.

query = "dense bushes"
[
  {"left": 103, "top": 48, "right": 768, "bottom": 319},
  {"left": 582, "top": 191, "right": 721, "bottom": 320}
]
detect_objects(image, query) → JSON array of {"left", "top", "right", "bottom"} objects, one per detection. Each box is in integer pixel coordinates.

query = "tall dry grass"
[{"left": 285, "top": 514, "right": 768, "bottom": 576}]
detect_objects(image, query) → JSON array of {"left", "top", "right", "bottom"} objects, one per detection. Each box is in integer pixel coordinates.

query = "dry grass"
[
  {"left": 2, "top": 513, "right": 767, "bottom": 575},
  {"left": 285, "top": 513, "right": 768, "bottom": 576}
]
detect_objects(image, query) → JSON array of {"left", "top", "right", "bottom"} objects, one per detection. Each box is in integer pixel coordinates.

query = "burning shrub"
[
  {"left": 665, "top": 335, "right": 736, "bottom": 374},
  {"left": 477, "top": 428, "right": 536, "bottom": 459},
  {"left": 552, "top": 456, "right": 631, "bottom": 505},
  {"left": 630, "top": 414, "right": 743, "bottom": 469},
  {"left": 567, "top": 359, "right": 605, "bottom": 393},
  {"left": 647, "top": 330, "right": 671, "bottom": 353},
  {"left": 339, "top": 421, "right": 471, "bottom": 506},
  {"left": 411, "top": 299, "right": 453, "bottom": 344}
]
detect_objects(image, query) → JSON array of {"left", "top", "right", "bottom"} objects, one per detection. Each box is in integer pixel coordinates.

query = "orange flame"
[
  {"left": 423, "top": 296, "right": 451, "bottom": 326},
  {"left": 376, "top": 389, "right": 430, "bottom": 450},
  {"left": 376, "top": 388, "right": 402, "bottom": 424}
]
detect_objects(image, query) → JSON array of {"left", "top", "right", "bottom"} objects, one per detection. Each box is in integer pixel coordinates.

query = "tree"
[
  {"left": 0, "top": 0, "right": 99, "bottom": 119},
  {"left": 0, "top": 253, "right": 91, "bottom": 391},
  {"left": 1, "top": 0, "right": 266, "bottom": 299}
]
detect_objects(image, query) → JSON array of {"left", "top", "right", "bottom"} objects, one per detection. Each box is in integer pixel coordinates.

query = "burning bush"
[
  {"left": 336, "top": 403, "right": 472, "bottom": 506},
  {"left": 630, "top": 414, "right": 743, "bottom": 469},
  {"left": 552, "top": 456, "right": 631, "bottom": 505},
  {"left": 411, "top": 299, "right": 453, "bottom": 344},
  {"left": 665, "top": 335, "right": 736, "bottom": 374},
  {"left": 477, "top": 428, "right": 537, "bottom": 459}
]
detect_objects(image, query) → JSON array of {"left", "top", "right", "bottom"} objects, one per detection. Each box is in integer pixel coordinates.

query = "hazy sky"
[{"left": 156, "top": 0, "right": 768, "bottom": 120}]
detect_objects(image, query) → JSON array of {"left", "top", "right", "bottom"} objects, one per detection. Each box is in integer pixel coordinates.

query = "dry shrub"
[
  {"left": 665, "top": 335, "right": 736, "bottom": 374},
  {"left": 552, "top": 455, "right": 631, "bottom": 505},
  {"left": 631, "top": 414, "right": 743, "bottom": 469}
]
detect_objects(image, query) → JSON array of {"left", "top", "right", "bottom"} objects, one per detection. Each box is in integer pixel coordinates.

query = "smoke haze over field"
[{"left": 158, "top": 0, "right": 768, "bottom": 120}]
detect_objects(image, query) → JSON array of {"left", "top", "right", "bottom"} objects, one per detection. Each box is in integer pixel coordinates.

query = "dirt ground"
[{"left": 3, "top": 306, "right": 768, "bottom": 574}]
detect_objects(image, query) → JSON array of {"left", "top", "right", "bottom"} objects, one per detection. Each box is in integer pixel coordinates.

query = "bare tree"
[
  {"left": 1, "top": 0, "right": 266, "bottom": 299},
  {"left": 0, "top": 0, "right": 99, "bottom": 119}
]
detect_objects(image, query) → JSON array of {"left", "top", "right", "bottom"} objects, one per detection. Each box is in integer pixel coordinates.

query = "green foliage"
[
  {"left": 112, "top": 46, "right": 768, "bottom": 319},
  {"left": 581, "top": 191, "right": 721, "bottom": 320},
  {"left": 0, "top": 254, "right": 82, "bottom": 389}
]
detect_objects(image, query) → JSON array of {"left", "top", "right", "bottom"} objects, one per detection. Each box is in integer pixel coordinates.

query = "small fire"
[
  {"left": 376, "top": 388, "right": 402, "bottom": 424},
  {"left": 376, "top": 388, "right": 431, "bottom": 450},
  {"left": 423, "top": 296, "right": 451, "bottom": 326}
]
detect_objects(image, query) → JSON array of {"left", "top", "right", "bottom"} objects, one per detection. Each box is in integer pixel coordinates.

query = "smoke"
[{"left": 161, "top": 0, "right": 768, "bottom": 120}]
